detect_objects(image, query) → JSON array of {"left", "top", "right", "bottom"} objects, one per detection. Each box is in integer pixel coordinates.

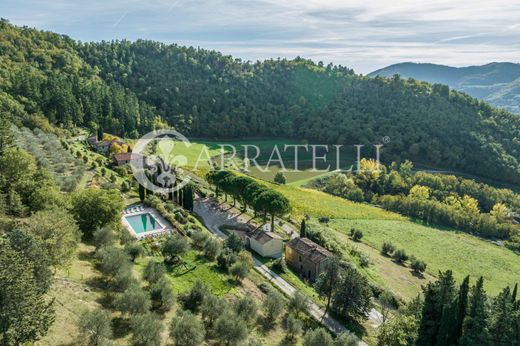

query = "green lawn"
[
  {"left": 267, "top": 183, "right": 404, "bottom": 221},
  {"left": 162, "top": 138, "right": 358, "bottom": 184},
  {"left": 137, "top": 250, "right": 235, "bottom": 296},
  {"left": 330, "top": 219, "right": 520, "bottom": 296}
]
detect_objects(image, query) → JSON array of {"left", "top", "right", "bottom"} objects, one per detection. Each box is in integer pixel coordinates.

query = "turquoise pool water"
[{"left": 125, "top": 213, "right": 160, "bottom": 234}]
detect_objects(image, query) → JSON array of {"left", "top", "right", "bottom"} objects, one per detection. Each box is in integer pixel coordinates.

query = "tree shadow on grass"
[
  {"left": 411, "top": 270, "right": 425, "bottom": 279},
  {"left": 279, "top": 335, "right": 297, "bottom": 346},
  {"left": 112, "top": 316, "right": 132, "bottom": 338},
  {"left": 77, "top": 249, "right": 96, "bottom": 261},
  {"left": 259, "top": 316, "right": 277, "bottom": 332},
  {"left": 328, "top": 311, "right": 367, "bottom": 339}
]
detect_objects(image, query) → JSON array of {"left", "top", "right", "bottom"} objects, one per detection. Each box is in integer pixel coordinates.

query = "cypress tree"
[
  {"left": 97, "top": 126, "right": 104, "bottom": 141},
  {"left": 417, "top": 270, "right": 456, "bottom": 346},
  {"left": 300, "top": 219, "right": 307, "bottom": 238},
  {"left": 489, "top": 286, "right": 513, "bottom": 345},
  {"left": 183, "top": 185, "right": 194, "bottom": 211},
  {"left": 460, "top": 277, "right": 489, "bottom": 346},
  {"left": 138, "top": 184, "right": 146, "bottom": 202},
  {"left": 178, "top": 187, "right": 184, "bottom": 208},
  {"left": 512, "top": 283, "right": 518, "bottom": 303},
  {"left": 173, "top": 182, "right": 178, "bottom": 204},
  {"left": 452, "top": 276, "right": 470, "bottom": 345}
]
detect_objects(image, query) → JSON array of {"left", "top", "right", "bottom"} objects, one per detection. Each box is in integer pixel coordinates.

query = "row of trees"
[
  {"left": 377, "top": 271, "right": 520, "bottom": 346},
  {"left": 206, "top": 170, "right": 291, "bottom": 231}
]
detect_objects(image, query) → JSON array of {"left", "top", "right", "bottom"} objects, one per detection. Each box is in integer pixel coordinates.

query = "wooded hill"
[
  {"left": 369, "top": 62, "right": 520, "bottom": 113},
  {"left": 1, "top": 20, "right": 519, "bottom": 186}
]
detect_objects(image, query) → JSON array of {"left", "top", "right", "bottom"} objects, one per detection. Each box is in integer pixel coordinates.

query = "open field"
[
  {"left": 163, "top": 138, "right": 358, "bottom": 184},
  {"left": 331, "top": 219, "right": 520, "bottom": 296},
  {"left": 267, "top": 183, "right": 404, "bottom": 221},
  {"left": 246, "top": 179, "right": 519, "bottom": 298}
]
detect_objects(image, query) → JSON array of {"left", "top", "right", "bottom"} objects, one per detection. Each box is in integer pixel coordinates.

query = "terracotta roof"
[
  {"left": 113, "top": 152, "right": 133, "bottom": 162},
  {"left": 286, "top": 237, "right": 332, "bottom": 263},
  {"left": 248, "top": 229, "right": 283, "bottom": 245}
]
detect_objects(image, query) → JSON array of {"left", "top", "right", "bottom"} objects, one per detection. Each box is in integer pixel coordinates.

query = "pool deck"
[{"left": 122, "top": 204, "right": 174, "bottom": 240}]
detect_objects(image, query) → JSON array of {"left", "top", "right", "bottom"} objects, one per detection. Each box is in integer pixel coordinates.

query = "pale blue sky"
[{"left": 2, "top": 0, "right": 520, "bottom": 73}]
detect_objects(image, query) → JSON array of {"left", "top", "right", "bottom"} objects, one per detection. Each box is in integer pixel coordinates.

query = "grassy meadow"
[
  {"left": 163, "top": 138, "right": 358, "bottom": 185},
  {"left": 166, "top": 138, "right": 519, "bottom": 299},
  {"left": 254, "top": 180, "right": 519, "bottom": 298},
  {"left": 331, "top": 219, "right": 520, "bottom": 295}
]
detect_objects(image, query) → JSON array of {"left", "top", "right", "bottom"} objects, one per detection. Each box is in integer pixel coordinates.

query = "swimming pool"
[{"left": 124, "top": 213, "right": 160, "bottom": 234}]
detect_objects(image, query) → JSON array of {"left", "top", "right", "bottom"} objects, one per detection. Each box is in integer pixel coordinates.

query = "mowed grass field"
[
  {"left": 330, "top": 219, "right": 520, "bottom": 296},
  {"left": 136, "top": 250, "right": 236, "bottom": 296},
  {"left": 163, "top": 138, "right": 358, "bottom": 185}
]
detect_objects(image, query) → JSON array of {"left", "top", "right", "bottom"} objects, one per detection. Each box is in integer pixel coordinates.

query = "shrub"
[
  {"left": 203, "top": 237, "right": 222, "bottom": 260},
  {"left": 169, "top": 310, "right": 205, "bottom": 346},
  {"left": 274, "top": 172, "right": 286, "bottom": 185},
  {"left": 411, "top": 258, "right": 427, "bottom": 273},
  {"left": 130, "top": 312, "right": 163, "bottom": 346},
  {"left": 359, "top": 252, "right": 371, "bottom": 268},
  {"left": 318, "top": 217, "right": 330, "bottom": 224},
  {"left": 381, "top": 242, "right": 396, "bottom": 256},
  {"left": 77, "top": 309, "right": 112, "bottom": 346},
  {"left": 229, "top": 260, "right": 250, "bottom": 282},
  {"left": 351, "top": 229, "right": 363, "bottom": 242},
  {"left": 393, "top": 249, "right": 409, "bottom": 264}
]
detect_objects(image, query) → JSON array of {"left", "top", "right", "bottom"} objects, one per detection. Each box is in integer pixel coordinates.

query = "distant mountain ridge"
[{"left": 369, "top": 62, "right": 520, "bottom": 113}]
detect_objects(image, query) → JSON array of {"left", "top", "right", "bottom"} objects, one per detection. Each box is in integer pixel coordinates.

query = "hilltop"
[{"left": 369, "top": 62, "right": 520, "bottom": 113}]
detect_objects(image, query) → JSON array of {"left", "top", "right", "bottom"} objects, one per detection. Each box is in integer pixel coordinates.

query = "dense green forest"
[{"left": 1, "top": 19, "right": 519, "bottom": 186}]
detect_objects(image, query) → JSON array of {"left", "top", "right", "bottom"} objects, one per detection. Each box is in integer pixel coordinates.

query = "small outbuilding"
[{"left": 246, "top": 229, "right": 284, "bottom": 258}]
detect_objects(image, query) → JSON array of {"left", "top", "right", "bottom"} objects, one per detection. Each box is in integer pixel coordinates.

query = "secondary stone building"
[
  {"left": 113, "top": 152, "right": 133, "bottom": 166},
  {"left": 285, "top": 237, "right": 333, "bottom": 282}
]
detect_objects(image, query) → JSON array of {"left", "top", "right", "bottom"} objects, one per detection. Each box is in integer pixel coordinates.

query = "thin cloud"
[{"left": 1, "top": 0, "right": 520, "bottom": 73}]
